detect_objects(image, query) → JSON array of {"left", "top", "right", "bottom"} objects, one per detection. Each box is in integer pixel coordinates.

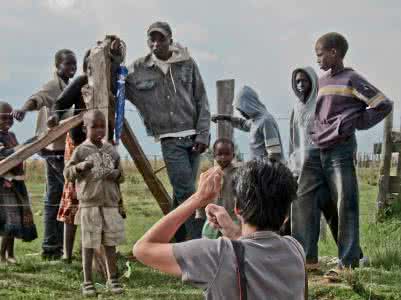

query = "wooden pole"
[
  {"left": 377, "top": 110, "right": 393, "bottom": 217},
  {"left": 216, "top": 79, "right": 235, "bottom": 140},
  {"left": 121, "top": 119, "right": 171, "bottom": 215}
]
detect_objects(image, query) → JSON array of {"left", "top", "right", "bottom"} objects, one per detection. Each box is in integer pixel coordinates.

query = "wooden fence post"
[
  {"left": 377, "top": 110, "right": 393, "bottom": 216},
  {"left": 216, "top": 79, "right": 235, "bottom": 140}
]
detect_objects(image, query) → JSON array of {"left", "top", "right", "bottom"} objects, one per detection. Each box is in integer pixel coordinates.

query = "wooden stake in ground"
[
  {"left": 377, "top": 110, "right": 393, "bottom": 216},
  {"left": 216, "top": 79, "right": 235, "bottom": 140}
]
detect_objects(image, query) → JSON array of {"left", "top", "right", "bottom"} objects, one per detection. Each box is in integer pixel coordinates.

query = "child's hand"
[
  {"left": 205, "top": 204, "right": 241, "bottom": 239},
  {"left": 211, "top": 114, "right": 232, "bottom": 123},
  {"left": 110, "top": 38, "right": 123, "bottom": 55},
  {"left": 47, "top": 115, "right": 59, "bottom": 128},
  {"left": 77, "top": 161, "right": 94, "bottom": 172},
  {"left": 12, "top": 109, "right": 26, "bottom": 121},
  {"left": 104, "top": 169, "right": 121, "bottom": 181}
]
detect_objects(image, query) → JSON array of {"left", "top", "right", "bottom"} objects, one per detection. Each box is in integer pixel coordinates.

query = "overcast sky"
[{"left": 1, "top": 0, "right": 400, "bottom": 157}]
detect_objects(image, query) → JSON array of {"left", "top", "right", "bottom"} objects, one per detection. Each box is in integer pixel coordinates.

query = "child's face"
[
  {"left": 295, "top": 71, "right": 312, "bottom": 101},
  {"left": 86, "top": 117, "right": 106, "bottom": 144},
  {"left": 0, "top": 105, "right": 13, "bottom": 132},
  {"left": 315, "top": 42, "right": 337, "bottom": 71},
  {"left": 214, "top": 142, "right": 234, "bottom": 169},
  {"left": 57, "top": 53, "right": 77, "bottom": 79}
]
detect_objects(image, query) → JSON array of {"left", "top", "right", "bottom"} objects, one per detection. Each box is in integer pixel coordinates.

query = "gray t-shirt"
[{"left": 173, "top": 231, "right": 305, "bottom": 300}]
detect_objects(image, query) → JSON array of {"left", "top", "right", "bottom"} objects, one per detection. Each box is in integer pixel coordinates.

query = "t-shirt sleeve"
[
  {"left": 172, "top": 238, "right": 227, "bottom": 289},
  {"left": 351, "top": 73, "right": 389, "bottom": 108}
]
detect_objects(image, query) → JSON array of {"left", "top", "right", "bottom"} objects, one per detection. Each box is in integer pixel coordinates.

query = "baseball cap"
[{"left": 147, "top": 21, "right": 172, "bottom": 37}]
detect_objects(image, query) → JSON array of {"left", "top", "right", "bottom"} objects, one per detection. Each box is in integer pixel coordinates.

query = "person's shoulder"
[
  {"left": 41, "top": 77, "right": 60, "bottom": 90},
  {"left": 132, "top": 55, "right": 151, "bottom": 69},
  {"left": 348, "top": 68, "right": 368, "bottom": 83}
]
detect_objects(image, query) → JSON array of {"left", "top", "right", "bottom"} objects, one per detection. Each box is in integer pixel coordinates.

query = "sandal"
[
  {"left": 323, "top": 269, "right": 342, "bottom": 283},
  {"left": 81, "top": 282, "right": 97, "bottom": 297},
  {"left": 107, "top": 278, "right": 124, "bottom": 294}
]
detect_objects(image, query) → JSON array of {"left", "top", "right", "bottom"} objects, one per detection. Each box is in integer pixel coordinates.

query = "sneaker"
[
  {"left": 106, "top": 278, "right": 124, "bottom": 294},
  {"left": 81, "top": 282, "right": 97, "bottom": 297},
  {"left": 41, "top": 251, "right": 63, "bottom": 261}
]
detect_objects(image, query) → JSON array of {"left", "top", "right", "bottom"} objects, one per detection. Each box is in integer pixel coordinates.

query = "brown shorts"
[{"left": 75, "top": 207, "right": 125, "bottom": 249}]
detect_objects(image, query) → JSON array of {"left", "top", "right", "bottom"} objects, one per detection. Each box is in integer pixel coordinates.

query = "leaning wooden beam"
[
  {"left": 121, "top": 119, "right": 171, "bottom": 215},
  {"left": 0, "top": 113, "right": 84, "bottom": 176}
]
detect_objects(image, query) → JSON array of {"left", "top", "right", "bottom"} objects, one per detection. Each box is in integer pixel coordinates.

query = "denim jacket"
[{"left": 119, "top": 45, "right": 210, "bottom": 145}]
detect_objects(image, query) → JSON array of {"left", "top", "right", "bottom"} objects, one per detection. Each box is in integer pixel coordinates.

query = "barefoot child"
[
  {"left": 64, "top": 110, "right": 125, "bottom": 296},
  {"left": 197, "top": 138, "right": 238, "bottom": 239},
  {"left": 0, "top": 102, "right": 37, "bottom": 263}
]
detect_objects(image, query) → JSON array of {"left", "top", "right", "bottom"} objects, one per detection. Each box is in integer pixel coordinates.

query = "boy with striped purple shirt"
[{"left": 300, "top": 32, "right": 392, "bottom": 273}]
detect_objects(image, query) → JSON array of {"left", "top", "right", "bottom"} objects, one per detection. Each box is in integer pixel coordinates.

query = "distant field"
[{"left": 0, "top": 162, "right": 400, "bottom": 299}]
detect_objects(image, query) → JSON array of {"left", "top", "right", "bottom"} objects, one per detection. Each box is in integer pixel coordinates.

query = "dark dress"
[{"left": 0, "top": 131, "right": 37, "bottom": 241}]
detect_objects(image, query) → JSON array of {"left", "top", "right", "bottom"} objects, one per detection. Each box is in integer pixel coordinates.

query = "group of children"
[
  {"left": 0, "top": 48, "right": 126, "bottom": 295},
  {"left": 0, "top": 29, "right": 393, "bottom": 296}
]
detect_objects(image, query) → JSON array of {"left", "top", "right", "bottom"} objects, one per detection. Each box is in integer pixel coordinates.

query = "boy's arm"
[
  {"left": 212, "top": 114, "right": 251, "bottom": 132},
  {"left": 263, "top": 119, "right": 283, "bottom": 161},
  {"left": 192, "top": 59, "right": 211, "bottom": 147},
  {"left": 13, "top": 81, "right": 58, "bottom": 121},
  {"left": 352, "top": 74, "right": 393, "bottom": 130},
  {"left": 64, "top": 149, "right": 93, "bottom": 181},
  {"left": 133, "top": 167, "right": 223, "bottom": 276},
  {"left": 0, "top": 142, "right": 15, "bottom": 160},
  {"left": 54, "top": 75, "right": 88, "bottom": 119},
  {"left": 289, "top": 109, "right": 295, "bottom": 156}
]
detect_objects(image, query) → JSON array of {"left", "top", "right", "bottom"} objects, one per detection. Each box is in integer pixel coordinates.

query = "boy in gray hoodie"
[
  {"left": 64, "top": 110, "right": 125, "bottom": 296},
  {"left": 212, "top": 85, "right": 283, "bottom": 161}
]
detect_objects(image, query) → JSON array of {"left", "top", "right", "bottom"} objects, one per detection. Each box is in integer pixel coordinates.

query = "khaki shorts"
[{"left": 75, "top": 207, "right": 125, "bottom": 249}]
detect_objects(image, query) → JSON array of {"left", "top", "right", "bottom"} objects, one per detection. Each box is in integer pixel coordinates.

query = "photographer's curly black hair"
[{"left": 232, "top": 159, "right": 297, "bottom": 231}]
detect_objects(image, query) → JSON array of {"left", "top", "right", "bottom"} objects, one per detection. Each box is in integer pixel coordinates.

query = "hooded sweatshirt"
[
  {"left": 232, "top": 86, "right": 284, "bottom": 160},
  {"left": 64, "top": 140, "right": 124, "bottom": 208},
  {"left": 121, "top": 43, "right": 210, "bottom": 145},
  {"left": 288, "top": 67, "right": 319, "bottom": 176}
]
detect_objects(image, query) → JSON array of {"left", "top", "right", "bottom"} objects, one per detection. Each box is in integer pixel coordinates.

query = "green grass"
[{"left": 1, "top": 163, "right": 401, "bottom": 299}]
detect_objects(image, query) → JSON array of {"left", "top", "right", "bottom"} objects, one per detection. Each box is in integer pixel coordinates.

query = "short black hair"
[
  {"left": 54, "top": 49, "right": 75, "bottom": 67},
  {"left": 83, "top": 109, "right": 105, "bottom": 127},
  {"left": 213, "top": 138, "right": 235, "bottom": 152},
  {"left": 232, "top": 159, "right": 297, "bottom": 231},
  {"left": 317, "top": 32, "right": 349, "bottom": 58}
]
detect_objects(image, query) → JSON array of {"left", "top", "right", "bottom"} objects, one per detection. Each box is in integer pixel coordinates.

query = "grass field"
[{"left": 0, "top": 162, "right": 401, "bottom": 299}]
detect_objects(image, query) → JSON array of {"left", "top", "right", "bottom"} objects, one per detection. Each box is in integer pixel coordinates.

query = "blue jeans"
[
  {"left": 41, "top": 150, "right": 65, "bottom": 254},
  {"left": 292, "top": 135, "right": 360, "bottom": 268},
  {"left": 161, "top": 136, "right": 201, "bottom": 241}
]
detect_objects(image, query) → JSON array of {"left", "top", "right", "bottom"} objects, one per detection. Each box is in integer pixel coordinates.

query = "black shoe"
[{"left": 41, "top": 251, "right": 63, "bottom": 261}]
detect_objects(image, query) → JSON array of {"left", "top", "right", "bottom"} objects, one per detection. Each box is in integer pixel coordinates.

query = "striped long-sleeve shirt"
[{"left": 311, "top": 68, "right": 393, "bottom": 149}]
